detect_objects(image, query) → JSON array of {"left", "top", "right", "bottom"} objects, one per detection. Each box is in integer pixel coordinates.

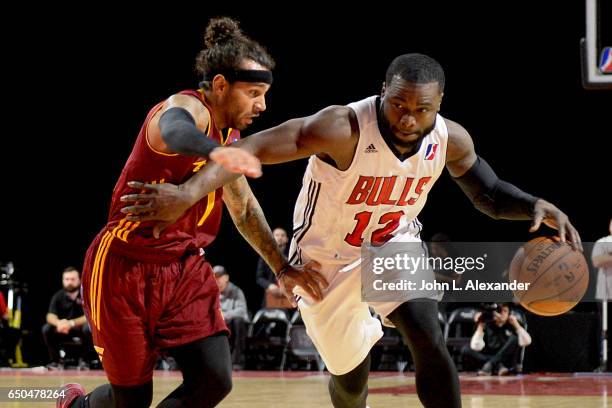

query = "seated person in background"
[
  {"left": 214, "top": 265, "right": 249, "bottom": 369},
  {"left": 461, "top": 303, "right": 531, "bottom": 375},
  {"left": 42, "top": 266, "right": 92, "bottom": 369},
  {"left": 256, "top": 227, "right": 289, "bottom": 307}
]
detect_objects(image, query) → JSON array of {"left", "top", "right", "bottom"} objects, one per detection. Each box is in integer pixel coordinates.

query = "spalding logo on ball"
[{"left": 509, "top": 236, "right": 589, "bottom": 316}]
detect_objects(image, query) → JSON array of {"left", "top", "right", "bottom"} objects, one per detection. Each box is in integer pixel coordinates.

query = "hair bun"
[{"left": 204, "top": 17, "right": 243, "bottom": 48}]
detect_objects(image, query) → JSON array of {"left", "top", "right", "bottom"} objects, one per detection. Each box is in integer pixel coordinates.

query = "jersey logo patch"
[
  {"left": 424, "top": 143, "right": 438, "bottom": 160},
  {"left": 193, "top": 160, "right": 207, "bottom": 172},
  {"left": 364, "top": 143, "right": 378, "bottom": 153}
]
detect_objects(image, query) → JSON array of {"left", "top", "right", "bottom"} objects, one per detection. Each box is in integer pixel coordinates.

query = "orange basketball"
[{"left": 509, "top": 236, "right": 589, "bottom": 316}]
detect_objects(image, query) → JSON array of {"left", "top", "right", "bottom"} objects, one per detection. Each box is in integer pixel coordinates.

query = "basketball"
[{"left": 509, "top": 236, "right": 589, "bottom": 316}]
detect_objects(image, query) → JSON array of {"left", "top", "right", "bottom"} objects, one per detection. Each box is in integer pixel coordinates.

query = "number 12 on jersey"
[{"left": 344, "top": 210, "right": 404, "bottom": 246}]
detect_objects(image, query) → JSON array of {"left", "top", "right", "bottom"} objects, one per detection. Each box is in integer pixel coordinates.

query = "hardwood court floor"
[{"left": 0, "top": 369, "right": 610, "bottom": 407}]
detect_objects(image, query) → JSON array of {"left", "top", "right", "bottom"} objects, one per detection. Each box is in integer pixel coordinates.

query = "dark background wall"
[{"left": 1, "top": 3, "right": 610, "bottom": 365}]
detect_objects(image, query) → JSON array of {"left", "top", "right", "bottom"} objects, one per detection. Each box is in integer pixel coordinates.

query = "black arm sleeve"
[
  {"left": 452, "top": 156, "right": 539, "bottom": 220},
  {"left": 158, "top": 107, "right": 221, "bottom": 157}
]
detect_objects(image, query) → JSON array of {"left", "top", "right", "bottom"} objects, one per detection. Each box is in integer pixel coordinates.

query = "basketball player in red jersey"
[
  {"left": 58, "top": 17, "right": 327, "bottom": 408},
  {"left": 121, "top": 54, "right": 581, "bottom": 408}
]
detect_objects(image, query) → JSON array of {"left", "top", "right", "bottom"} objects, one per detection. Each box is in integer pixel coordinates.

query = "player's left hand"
[
  {"left": 530, "top": 199, "right": 583, "bottom": 251},
  {"left": 209, "top": 146, "right": 262, "bottom": 178},
  {"left": 277, "top": 260, "right": 328, "bottom": 307}
]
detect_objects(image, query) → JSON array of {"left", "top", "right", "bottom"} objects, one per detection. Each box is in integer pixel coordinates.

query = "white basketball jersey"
[{"left": 289, "top": 95, "right": 448, "bottom": 266}]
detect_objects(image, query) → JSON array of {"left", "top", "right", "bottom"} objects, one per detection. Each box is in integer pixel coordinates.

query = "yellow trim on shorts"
[{"left": 90, "top": 231, "right": 114, "bottom": 331}]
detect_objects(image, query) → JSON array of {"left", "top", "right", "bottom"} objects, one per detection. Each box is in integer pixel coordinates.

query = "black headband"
[{"left": 201, "top": 69, "right": 273, "bottom": 87}]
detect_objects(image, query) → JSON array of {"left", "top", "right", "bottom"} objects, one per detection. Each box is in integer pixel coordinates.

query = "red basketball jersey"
[{"left": 101, "top": 90, "right": 240, "bottom": 262}]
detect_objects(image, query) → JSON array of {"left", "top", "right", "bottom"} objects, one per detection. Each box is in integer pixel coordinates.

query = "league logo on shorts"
[
  {"left": 424, "top": 143, "right": 439, "bottom": 160},
  {"left": 600, "top": 47, "right": 612, "bottom": 74}
]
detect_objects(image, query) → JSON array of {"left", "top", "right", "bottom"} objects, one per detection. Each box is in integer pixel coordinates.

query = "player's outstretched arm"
[
  {"left": 121, "top": 106, "right": 354, "bottom": 228},
  {"left": 222, "top": 176, "right": 328, "bottom": 304},
  {"left": 233, "top": 105, "right": 355, "bottom": 165},
  {"left": 175, "top": 105, "right": 352, "bottom": 202},
  {"left": 120, "top": 118, "right": 312, "bottom": 229},
  {"left": 445, "top": 118, "right": 582, "bottom": 250}
]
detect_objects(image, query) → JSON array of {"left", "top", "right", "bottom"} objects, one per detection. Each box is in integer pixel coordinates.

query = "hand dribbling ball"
[{"left": 509, "top": 236, "right": 588, "bottom": 316}]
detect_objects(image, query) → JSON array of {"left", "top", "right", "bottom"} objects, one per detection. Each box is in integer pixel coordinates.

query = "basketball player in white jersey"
[{"left": 122, "top": 54, "right": 581, "bottom": 408}]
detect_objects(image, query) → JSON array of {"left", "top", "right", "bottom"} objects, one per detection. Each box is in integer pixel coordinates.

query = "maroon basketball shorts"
[{"left": 81, "top": 231, "right": 228, "bottom": 386}]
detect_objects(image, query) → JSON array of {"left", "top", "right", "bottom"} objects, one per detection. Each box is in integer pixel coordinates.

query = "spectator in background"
[
  {"left": 593, "top": 217, "right": 612, "bottom": 370},
  {"left": 42, "top": 267, "right": 92, "bottom": 369},
  {"left": 214, "top": 265, "right": 249, "bottom": 370},
  {"left": 256, "top": 227, "right": 289, "bottom": 307},
  {"left": 461, "top": 303, "right": 531, "bottom": 376},
  {"left": 593, "top": 217, "right": 612, "bottom": 301}
]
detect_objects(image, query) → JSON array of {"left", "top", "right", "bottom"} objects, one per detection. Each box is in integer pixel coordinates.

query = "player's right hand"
[
  {"left": 277, "top": 260, "right": 328, "bottom": 307},
  {"left": 529, "top": 199, "right": 583, "bottom": 251},
  {"left": 120, "top": 181, "right": 194, "bottom": 238},
  {"left": 209, "top": 146, "right": 262, "bottom": 178}
]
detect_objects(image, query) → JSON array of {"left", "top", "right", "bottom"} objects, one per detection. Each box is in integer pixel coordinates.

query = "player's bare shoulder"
[
  {"left": 443, "top": 117, "right": 477, "bottom": 177},
  {"left": 164, "top": 93, "right": 210, "bottom": 130},
  {"left": 303, "top": 105, "right": 358, "bottom": 169},
  {"left": 303, "top": 106, "right": 355, "bottom": 140}
]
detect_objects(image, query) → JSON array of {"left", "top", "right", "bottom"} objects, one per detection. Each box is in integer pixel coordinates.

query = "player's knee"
[
  {"left": 335, "top": 378, "right": 366, "bottom": 397},
  {"left": 191, "top": 364, "right": 232, "bottom": 401},
  {"left": 330, "top": 374, "right": 367, "bottom": 401},
  {"left": 215, "top": 370, "right": 233, "bottom": 399},
  {"left": 390, "top": 301, "right": 445, "bottom": 348},
  {"left": 409, "top": 323, "right": 445, "bottom": 350},
  {"left": 202, "top": 375, "right": 232, "bottom": 404},
  {"left": 111, "top": 382, "right": 153, "bottom": 408},
  {"left": 211, "top": 359, "right": 233, "bottom": 396}
]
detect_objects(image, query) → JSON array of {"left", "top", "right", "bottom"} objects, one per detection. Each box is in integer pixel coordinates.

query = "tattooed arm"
[
  {"left": 221, "top": 176, "right": 328, "bottom": 303},
  {"left": 222, "top": 176, "right": 286, "bottom": 274}
]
